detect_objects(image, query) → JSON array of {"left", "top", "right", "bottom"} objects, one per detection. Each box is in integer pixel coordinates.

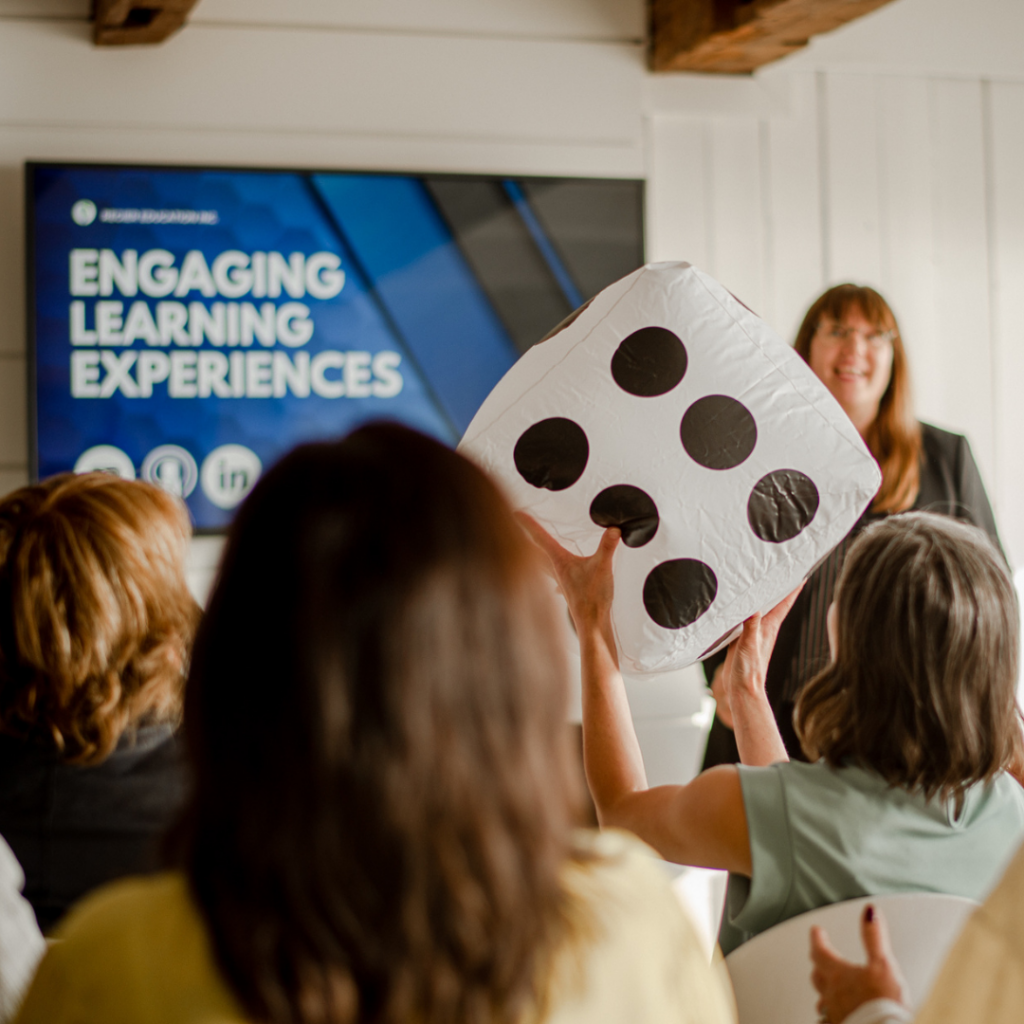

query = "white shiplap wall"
[{"left": 649, "top": 61, "right": 1024, "bottom": 567}]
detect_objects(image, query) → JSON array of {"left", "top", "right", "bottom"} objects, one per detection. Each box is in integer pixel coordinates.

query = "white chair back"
[{"left": 724, "top": 892, "right": 977, "bottom": 1024}]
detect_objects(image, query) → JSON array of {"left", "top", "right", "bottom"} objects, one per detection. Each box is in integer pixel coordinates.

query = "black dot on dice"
[
  {"left": 513, "top": 418, "right": 589, "bottom": 491},
  {"left": 747, "top": 469, "right": 820, "bottom": 543},
  {"left": 643, "top": 559, "right": 717, "bottom": 630},
  {"left": 680, "top": 395, "right": 757, "bottom": 470},
  {"left": 589, "top": 485, "right": 659, "bottom": 548},
  {"left": 610, "top": 327, "right": 688, "bottom": 397}
]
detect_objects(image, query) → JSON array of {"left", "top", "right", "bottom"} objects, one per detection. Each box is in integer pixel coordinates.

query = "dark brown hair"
[
  {"left": 0, "top": 472, "right": 198, "bottom": 763},
  {"left": 795, "top": 513, "right": 1023, "bottom": 804},
  {"left": 173, "top": 423, "right": 585, "bottom": 1024},
  {"left": 794, "top": 284, "right": 921, "bottom": 513}
]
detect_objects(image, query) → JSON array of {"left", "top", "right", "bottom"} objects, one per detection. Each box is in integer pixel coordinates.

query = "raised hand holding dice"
[
  {"left": 518, "top": 514, "right": 621, "bottom": 667},
  {"left": 718, "top": 582, "right": 804, "bottom": 766}
]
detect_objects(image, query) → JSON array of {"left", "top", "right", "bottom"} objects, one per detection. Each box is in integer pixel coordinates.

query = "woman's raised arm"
[{"left": 519, "top": 515, "right": 754, "bottom": 875}]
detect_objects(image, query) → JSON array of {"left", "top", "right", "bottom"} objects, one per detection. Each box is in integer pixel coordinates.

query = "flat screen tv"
[{"left": 27, "top": 162, "right": 644, "bottom": 529}]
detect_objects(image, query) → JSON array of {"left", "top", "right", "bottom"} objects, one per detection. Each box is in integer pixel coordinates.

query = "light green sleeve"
[{"left": 724, "top": 765, "right": 794, "bottom": 944}]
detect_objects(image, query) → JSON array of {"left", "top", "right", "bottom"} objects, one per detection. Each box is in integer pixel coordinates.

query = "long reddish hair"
[{"left": 794, "top": 284, "right": 921, "bottom": 513}]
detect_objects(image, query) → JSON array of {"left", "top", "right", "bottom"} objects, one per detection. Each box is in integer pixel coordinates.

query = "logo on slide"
[
  {"left": 141, "top": 445, "right": 198, "bottom": 498},
  {"left": 201, "top": 444, "right": 262, "bottom": 509},
  {"left": 71, "top": 199, "right": 97, "bottom": 226},
  {"left": 73, "top": 444, "right": 135, "bottom": 479}
]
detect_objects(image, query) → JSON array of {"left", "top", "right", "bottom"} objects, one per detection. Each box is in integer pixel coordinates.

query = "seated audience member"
[
  {"left": 0, "top": 473, "right": 198, "bottom": 931},
  {"left": 810, "top": 842, "right": 1024, "bottom": 1024},
  {"left": 525, "top": 511, "right": 1024, "bottom": 953},
  {"left": 14, "top": 425, "right": 733, "bottom": 1024},
  {"left": 0, "top": 835, "right": 44, "bottom": 1022}
]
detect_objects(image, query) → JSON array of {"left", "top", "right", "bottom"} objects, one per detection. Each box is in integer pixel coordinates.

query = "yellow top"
[
  {"left": 14, "top": 829, "right": 735, "bottom": 1024},
  {"left": 914, "top": 839, "right": 1024, "bottom": 1024}
]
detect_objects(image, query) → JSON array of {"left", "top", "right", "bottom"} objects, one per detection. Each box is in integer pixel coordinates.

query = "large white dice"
[{"left": 459, "top": 262, "right": 881, "bottom": 674}]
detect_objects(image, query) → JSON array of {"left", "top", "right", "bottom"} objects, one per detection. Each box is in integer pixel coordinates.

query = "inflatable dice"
[{"left": 459, "top": 262, "right": 881, "bottom": 674}]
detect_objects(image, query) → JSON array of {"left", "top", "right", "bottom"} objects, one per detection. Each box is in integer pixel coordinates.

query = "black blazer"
[
  {"left": 0, "top": 723, "right": 184, "bottom": 931},
  {"left": 702, "top": 423, "right": 1003, "bottom": 768}
]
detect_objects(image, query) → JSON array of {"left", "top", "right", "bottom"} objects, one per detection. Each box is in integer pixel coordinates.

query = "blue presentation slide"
[
  {"left": 30, "top": 165, "right": 528, "bottom": 528},
  {"left": 29, "top": 164, "right": 642, "bottom": 529}
]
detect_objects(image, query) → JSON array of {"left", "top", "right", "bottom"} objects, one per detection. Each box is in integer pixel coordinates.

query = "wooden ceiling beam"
[
  {"left": 93, "top": 0, "right": 201, "bottom": 45},
  {"left": 649, "top": 0, "right": 898, "bottom": 74}
]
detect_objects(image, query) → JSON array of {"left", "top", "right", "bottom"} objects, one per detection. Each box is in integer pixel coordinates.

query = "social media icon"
[
  {"left": 201, "top": 444, "right": 262, "bottom": 510},
  {"left": 71, "top": 199, "right": 97, "bottom": 226},
  {"left": 73, "top": 444, "right": 135, "bottom": 479},
  {"left": 141, "top": 445, "right": 198, "bottom": 499}
]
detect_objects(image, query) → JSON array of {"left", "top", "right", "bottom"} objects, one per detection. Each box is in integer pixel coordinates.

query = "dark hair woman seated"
[
  {"left": 525, "top": 510, "right": 1024, "bottom": 954},
  {"left": 14, "top": 425, "right": 733, "bottom": 1024},
  {"left": 0, "top": 473, "right": 198, "bottom": 931}
]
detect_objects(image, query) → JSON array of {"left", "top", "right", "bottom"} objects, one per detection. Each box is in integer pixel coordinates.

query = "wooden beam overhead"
[
  {"left": 93, "top": 0, "right": 201, "bottom": 45},
  {"left": 649, "top": 0, "right": 898, "bottom": 74}
]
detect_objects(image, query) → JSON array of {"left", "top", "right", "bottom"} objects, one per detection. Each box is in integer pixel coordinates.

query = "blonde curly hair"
[{"left": 0, "top": 472, "right": 199, "bottom": 763}]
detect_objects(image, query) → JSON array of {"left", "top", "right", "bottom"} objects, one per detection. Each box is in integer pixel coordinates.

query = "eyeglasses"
[{"left": 816, "top": 323, "right": 896, "bottom": 351}]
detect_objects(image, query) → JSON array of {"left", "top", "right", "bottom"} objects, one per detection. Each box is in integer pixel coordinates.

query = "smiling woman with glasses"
[{"left": 702, "top": 283, "right": 1005, "bottom": 769}]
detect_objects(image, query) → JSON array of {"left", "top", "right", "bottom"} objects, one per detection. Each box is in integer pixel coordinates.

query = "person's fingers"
[
  {"left": 860, "top": 905, "right": 894, "bottom": 965},
  {"left": 595, "top": 525, "right": 622, "bottom": 561},
  {"left": 762, "top": 581, "right": 805, "bottom": 634},
  {"left": 516, "top": 512, "right": 570, "bottom": 568},
  {"left": 809, "top": 925, "right": 846, "bottom": 970},
  {"left": 515, "top": 511, "right": 552, "bottom": 548},
  {"left": 730, "top": 614, "right": 762, "bottom": 660}
]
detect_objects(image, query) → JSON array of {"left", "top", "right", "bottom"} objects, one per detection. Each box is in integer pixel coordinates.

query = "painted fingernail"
[{"left": 865, "top": 906, "right": 875, "bottom": 923}]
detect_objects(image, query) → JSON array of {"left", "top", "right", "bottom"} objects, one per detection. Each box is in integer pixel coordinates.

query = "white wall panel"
[
  {"left": 0, "top": 21, "right": 643, "bottom": 148},
  {"left": 874, "top": 76, "right": 939, "bottom": 426},
  {"left": 646, "top": 118, "right": 710, "bottom": 267},
  {"left": 822, "top": 73, "right": 883, "bottom": 286},
  {"left": 779, "top": 0, "right": 1024, "bottom": 82},
  {"left": 987, "top": 81, "right": 1024, "bottom": 565},
  {"left": 0, "top": 1, "right": 83, "bottom": 14},
  {"left": 762, "top": 71, "right": 824, "bottom": 343},
  {"left": 195, "top": 0, "right": 644, "bottom": 41},
  {"left": 0, "top": 356, "right": 26, "bottom": 465},
  {"left": 926, "top": 78, "right": 994, "bottom": 485},
  {"left": 0, "top": 160, "right": 23, "bottom": 358},
  {"left": 0, "top": 468, "right": 28, "bottom": 500},
  {"left": 707, "top": 118, "right": 767, "bottom": 314},
  {"left": 0, "top": 0, "right": 645, "bottom": 41}
]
